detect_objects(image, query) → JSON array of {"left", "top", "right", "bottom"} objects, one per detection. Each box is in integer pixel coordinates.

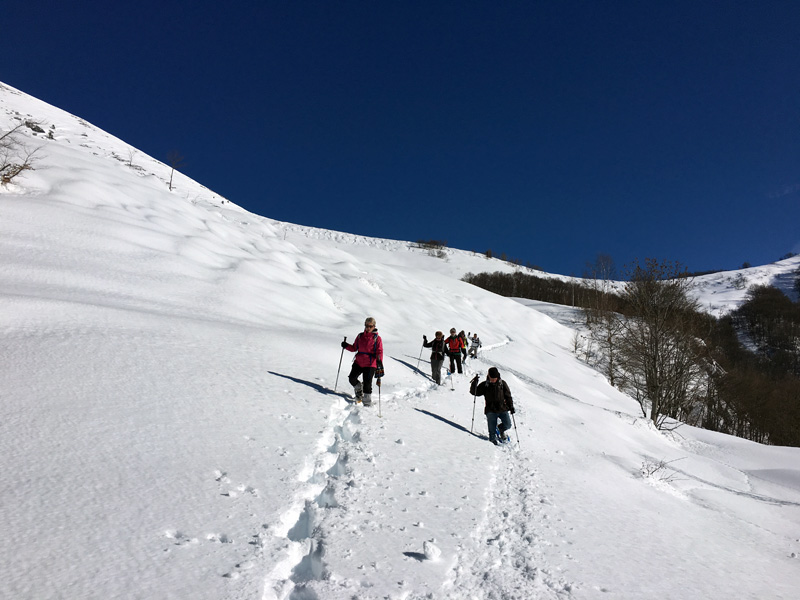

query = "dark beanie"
[{"left": 488, "top": 367, "right": 500, "bottom": 379}]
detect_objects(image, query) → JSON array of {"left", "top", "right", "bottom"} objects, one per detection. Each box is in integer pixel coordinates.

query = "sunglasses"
[{"left": 365, "top": 324, "right": 375, "bottom": 329}]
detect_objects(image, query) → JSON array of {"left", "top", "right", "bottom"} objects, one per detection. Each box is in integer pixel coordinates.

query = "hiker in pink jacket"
[{"left": 341, "top": 316, "right": 384, "bottom": 406}]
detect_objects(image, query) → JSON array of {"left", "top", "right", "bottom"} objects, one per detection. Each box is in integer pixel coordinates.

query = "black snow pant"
[
  {"left": 448, "top": 352, "right": 463, "bottom": 374},
  {"left": 431, "top": 358, "right": 444, "bottom": 384},
  {"left": 348, "top": 364, "right": 376, "bottom": 395}
]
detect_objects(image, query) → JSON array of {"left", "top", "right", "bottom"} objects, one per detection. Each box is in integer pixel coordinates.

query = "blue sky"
[{"left": 4, "top": 1, "right": 799, "bottom": 276}]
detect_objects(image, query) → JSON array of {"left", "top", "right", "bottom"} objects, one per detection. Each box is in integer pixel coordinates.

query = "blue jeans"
[{"left": 486, "top": 412, "right": 512, "bottom": 441}]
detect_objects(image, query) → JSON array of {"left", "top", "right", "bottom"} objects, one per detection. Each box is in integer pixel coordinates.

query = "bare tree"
[
  {"left": 617, "top": 259, "right": 705, "bottom": 429},
  {"left": 167, "top": 150, "right": 185, "bottom": 191},
  {"left": 582, "top": 254, "right": 624, "bottom": 385},
  {"left": 1, "top": 122, "right": 41, "bottom": 185},
  {"left": 585, "top": 253, "right": 617, "bottom": 284}
]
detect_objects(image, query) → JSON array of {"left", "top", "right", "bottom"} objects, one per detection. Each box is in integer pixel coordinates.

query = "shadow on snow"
[
  {"left": 391, "top": 355, "right": 430, "bottom": 379},
  {"left": 268, "top": 371, "right": 355, "bottom": 402},
  {"left": 414, "top": 408, "right": 485, "bottom": 440}
]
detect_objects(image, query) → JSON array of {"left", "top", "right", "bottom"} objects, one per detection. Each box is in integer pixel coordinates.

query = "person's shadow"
[
  {"left": 268, "top": 371, "right": 355, "bottom": 401},
  {"left": 391, "top": 355, "right": 430, "bottom": 379},
  {"left": 414, "top": 408, "right": 485, "bottom": 439}
]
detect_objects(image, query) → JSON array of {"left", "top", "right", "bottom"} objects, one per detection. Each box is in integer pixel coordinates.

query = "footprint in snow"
[{"left": 164, "top": 530, "right": 198, "bottom": 546}]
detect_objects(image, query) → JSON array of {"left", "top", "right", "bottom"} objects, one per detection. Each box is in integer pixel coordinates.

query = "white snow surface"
[{"left": 2, "top": 81, "right": 799, "bottom": 600}]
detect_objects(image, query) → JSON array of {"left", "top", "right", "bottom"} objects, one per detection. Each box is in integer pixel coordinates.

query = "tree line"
[{"left": 463, "top": 261, "right": 800, "bottom": 447}]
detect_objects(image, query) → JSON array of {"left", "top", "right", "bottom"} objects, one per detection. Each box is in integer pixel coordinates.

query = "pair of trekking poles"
[{"left": 335, "top": 335, "right": 382, "bottom": 417}]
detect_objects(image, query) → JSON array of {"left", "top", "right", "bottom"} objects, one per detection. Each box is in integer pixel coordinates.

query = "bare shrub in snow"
[
  {"left": 640, "top": 457, "right": 685, "bottom": 483},
  {"left": 1, "top": 121, "right": 41, "bottom": 185}
]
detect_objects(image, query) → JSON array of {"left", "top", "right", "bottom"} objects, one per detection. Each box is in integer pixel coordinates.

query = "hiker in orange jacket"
[{"left": 444, "top": 327, "right": 464, "bottom": 374}]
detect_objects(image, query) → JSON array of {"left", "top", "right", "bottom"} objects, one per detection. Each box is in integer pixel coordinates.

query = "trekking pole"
[
  {"left": 377, "top": 378, "right": 382, "bottom": 418},
  {"left": 511, "top": 412, "right": 520, "bottom": 448},
  {"left": 416, "top": 342, "right": 424, "bottom": 369},
  {"left": 470, "top": 383, "right": 478, "bottom": 433},
  {"left": 334, "top": 336, "right": 347, "bottom": 392}
]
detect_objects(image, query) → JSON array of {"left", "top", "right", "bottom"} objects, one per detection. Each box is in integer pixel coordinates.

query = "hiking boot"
[
  {"left": 362, "top": 394, "right": 372, "bottom": 407},
  {"left": 354, "top": 382, "right": 363, "bottom": 399}
]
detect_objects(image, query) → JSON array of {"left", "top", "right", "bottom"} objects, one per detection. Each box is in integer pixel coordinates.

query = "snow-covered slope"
[
  {"left": 691, "top": 257, "right": 800, "bottom": 317},
  {"left": 2, "top": 81, "right": 799, "bottom": 600}
]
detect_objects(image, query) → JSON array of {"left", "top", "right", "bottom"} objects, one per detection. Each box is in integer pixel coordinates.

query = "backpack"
[{"left": 445, "top": 336, "right": 462, "bottom": 352}]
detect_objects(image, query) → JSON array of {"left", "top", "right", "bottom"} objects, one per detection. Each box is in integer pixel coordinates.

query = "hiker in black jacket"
[
  {"left": 422, "top": 331, "right": 446, "bottom": 385},
  {"left": 470, "top": 367, "right": 515, "bottom": 445}
]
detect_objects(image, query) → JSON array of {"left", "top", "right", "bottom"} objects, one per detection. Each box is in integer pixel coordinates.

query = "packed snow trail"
[
  {"left": 261, "top": 396, "right": 361, "bottom": 600},
  {"left": 444, "top": 449, "right": 577, "bottom": 599},
  {"left": 253, "top": 352, "right": 580, "bottom": 600}
]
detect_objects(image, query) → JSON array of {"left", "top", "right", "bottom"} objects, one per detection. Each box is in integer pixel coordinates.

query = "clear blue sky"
[{"left": 4, "top": 1, "right": 799, "bottom": 276}]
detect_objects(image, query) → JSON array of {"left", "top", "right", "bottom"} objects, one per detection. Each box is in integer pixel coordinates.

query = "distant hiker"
[
  {"left": 342, "top": 317, "right": 383, "bottom": 406},
  {"left": 470, "top": 367, "right": 515, "bottom": 445},
  {"left": 459, "top": 331, "right": 468, "bottom": 363},
  {"left": 468, "top": 333, "right": 481, "bottom": 358},
  {"left": 444, "top": 328, "right": 464, "bottom": 374},
  {"left": 422, "top": 331, "right": 447, "bottom": 385}
]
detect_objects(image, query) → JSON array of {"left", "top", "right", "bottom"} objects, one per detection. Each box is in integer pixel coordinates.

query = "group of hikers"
[
  {"left": 422, "top": 328, "right": 481, "bottom": 383},
  {"left": 341, "top": 317, "right": 515, "bottom": 445}
]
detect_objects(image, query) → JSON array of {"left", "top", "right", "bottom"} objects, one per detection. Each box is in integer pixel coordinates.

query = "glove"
[
  {"left": 423, "top": 335, "right": 427, "bottom": 342},
  {"left": 471, "top": 374, "right": 479, "bottom": 384},
  {"left": 510, "top": 407, "right": 515, "bottom": 414},
  {"left": 341, "top": 341, "right": 348, "bottom": 349}
]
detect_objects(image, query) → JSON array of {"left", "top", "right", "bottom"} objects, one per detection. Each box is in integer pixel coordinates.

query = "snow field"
[{"left": 2, "top": 81, "right": 800, "bottom": 600}]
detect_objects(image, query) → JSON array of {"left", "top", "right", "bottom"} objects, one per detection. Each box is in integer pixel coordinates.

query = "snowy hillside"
[
  {"left": 691, "top": 257, "right": 800, "bottom": 317},
  {"left": 2, "top": 81, "right": 799, "bottom": 600}
]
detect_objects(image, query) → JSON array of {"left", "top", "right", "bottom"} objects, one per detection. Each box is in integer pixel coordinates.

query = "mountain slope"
[
  {"left": 2, "top": 82, "right": 799, "bottom": 600},
  {"left": 691, "top": 257, "right": 800, "bottom": 316}
]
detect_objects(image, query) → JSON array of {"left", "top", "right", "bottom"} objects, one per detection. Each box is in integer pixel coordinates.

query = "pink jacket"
[{"left": 345, "top": 329, "right": 383, "bottom": 368}]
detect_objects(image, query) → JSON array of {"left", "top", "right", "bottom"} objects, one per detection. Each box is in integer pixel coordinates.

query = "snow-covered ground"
[{"left": 2, "top": 81, "right": 799, "bottom": 600}]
